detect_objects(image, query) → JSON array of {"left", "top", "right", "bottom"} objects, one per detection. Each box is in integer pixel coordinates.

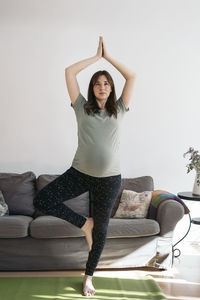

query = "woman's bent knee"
[{"left": 33, "top": 192, "right": 45, "bottom": 210}]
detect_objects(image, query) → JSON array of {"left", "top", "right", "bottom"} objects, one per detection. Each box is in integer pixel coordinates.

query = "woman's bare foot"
[
  {"left": 81, "top": 218, "right": 94, "bottom": 252},
  {"left": 82, "top": 275, "right": 96, "bottom": 296}
]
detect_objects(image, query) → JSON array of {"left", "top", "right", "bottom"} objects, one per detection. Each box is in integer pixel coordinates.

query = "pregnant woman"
[{"left": 33, "top": 36, "right": 136, "bottom": 296}]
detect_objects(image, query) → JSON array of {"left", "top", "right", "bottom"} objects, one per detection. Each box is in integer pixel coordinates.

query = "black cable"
[{"left": 172, "top": 212, "right": 192, "bottom": 261}]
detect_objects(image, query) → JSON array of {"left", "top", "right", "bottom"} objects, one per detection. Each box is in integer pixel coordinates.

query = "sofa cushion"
[
  {"left": 30, "top": 216, "right": 159, "bottom": 239},
  {"left": 36, "top": 174, "right": 59, "bottom": 191},
  {"left": 0, "top": 171, "right": 36, "bottom": 216},
  {"left": 0, "top": 190, "right": 9, "bottom": 216},
  {"left": 113, "top": 190, "right": 153, "bottom": 219},
  {"left": 34, "top": 174, "right": 90, "bottom": 218},
  {"left": 111, "top": 176, "right": 154, "bottom": 217},
  {"left": 107, "top": 218, "right": 160, "bottom": 238},
  {"left": 0, "top": 215, "right": 33, "bottom": 238},
  {"left": 30, "top": 216, "right": 85, "bottom": 238}
]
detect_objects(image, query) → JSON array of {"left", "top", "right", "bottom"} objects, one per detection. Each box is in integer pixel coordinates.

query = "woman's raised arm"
[
  {"left": 65, "top": 37, "right": 103, "bottom": 104},
  {"left": 102, "top": 38, "right": 136, "bottom": 109}
]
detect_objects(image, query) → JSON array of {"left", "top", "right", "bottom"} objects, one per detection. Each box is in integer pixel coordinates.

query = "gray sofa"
[{"left": 0, "top": 170, "right": 184, "bottom": 271}]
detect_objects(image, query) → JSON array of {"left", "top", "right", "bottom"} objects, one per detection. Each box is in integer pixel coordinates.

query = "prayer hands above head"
[
  {"left": 96, "top": 36, "right": 103, "bottom": 59},
  {"left": 96, "top": 36, "right": 109, "bottom": 60},
  {"left": 102, "top": 37, "right": 109, "bottom": 59}
]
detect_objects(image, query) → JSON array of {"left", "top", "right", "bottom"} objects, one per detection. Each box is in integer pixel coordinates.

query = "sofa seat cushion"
[
  {"left": 30, "top": 216, "right": 160, "bottom": 239},
  {"left": 107, "top": 218, "right": 160, "bottom": 238},
  {"left": 0, "top": 215, "right": 33, "bottom": 238},
  {"left": 30, "top": 216, "right": 85, "bottom": 238}
]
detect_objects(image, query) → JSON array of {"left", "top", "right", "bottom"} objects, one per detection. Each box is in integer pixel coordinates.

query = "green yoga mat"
[{"left": 0, "top": 276, "right": 167, "bottom": 300}]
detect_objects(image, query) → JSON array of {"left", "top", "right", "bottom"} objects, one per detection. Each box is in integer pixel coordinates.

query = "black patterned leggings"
[{"left": 33, "top": 166, "right": 121, "bottom": 276}]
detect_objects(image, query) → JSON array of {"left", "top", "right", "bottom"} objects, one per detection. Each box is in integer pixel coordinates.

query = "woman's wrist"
[
  {"left": 103, "top": 54, "right": 110, "bottom": 61},
  {"left": 95, "top": 54, "right": 102, "bottom": 60}
]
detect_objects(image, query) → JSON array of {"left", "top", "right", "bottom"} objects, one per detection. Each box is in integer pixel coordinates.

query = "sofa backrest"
[
  {"left": 0, "top": 172, "right": 154, "bottom": 218},
  {"left": 34, "top": 173, "right": 90, "bottom": 218},
  {"left": 89, "top": 176, "right": 154, "bottom": 217},
  {"left": 0, "top": 171, "right": 36, "bottom": 216}
]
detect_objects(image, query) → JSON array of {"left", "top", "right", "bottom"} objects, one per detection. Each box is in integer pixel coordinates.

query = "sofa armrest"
[{"left": 156, "top": 200, "right": 185, "bottom": 237}]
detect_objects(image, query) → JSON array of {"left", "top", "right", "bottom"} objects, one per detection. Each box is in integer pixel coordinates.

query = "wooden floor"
[{"left": 0, "top": 241, "right": 200, "bottom": 299}]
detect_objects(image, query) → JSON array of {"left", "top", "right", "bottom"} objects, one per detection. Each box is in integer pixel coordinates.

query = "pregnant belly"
[
  {"left": 85, "top": 150, "right": 113, "bottom": 169},
  {"left": 84, "top": 147, "right": 113, "bottom": 171}
]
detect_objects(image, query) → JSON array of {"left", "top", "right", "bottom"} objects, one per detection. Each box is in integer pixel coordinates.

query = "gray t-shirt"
[{"left": 71, "top": 93, "right": 129, "bottom": 177}]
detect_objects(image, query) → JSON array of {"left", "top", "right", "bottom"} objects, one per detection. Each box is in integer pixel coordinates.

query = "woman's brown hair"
[{"left": 84, "top": 70, "right": 118, "bottom": 118}]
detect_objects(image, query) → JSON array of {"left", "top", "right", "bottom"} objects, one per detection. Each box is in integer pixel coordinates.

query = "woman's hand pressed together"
[
  {"left": 96, "top": 36, "right": 109, "bottom": 60},
  {"left": 96, "top": 36, "right": 103, "bottom": 59}
]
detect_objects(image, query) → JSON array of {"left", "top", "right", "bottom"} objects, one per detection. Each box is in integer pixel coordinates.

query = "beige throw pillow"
[
  {"left": 0, "top": 190, "right": 9, "bottom": 216},
  {"left": 113, "top": 189, "right": 153, "bottom": 219}
]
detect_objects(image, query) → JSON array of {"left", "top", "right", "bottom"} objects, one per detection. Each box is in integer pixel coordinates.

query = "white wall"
[{"left": 1, "top": 0, "right": 200, "bottom": 195}]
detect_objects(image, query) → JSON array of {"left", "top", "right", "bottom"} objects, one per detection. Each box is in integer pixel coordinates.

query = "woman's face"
[{"left": 93, "top": 75, "right": 112, "bottom": 101}]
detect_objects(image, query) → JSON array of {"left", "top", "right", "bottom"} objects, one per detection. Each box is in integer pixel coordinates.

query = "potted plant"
[{"left": 183, "top": 147, "right": 200, "bottom": 196}]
